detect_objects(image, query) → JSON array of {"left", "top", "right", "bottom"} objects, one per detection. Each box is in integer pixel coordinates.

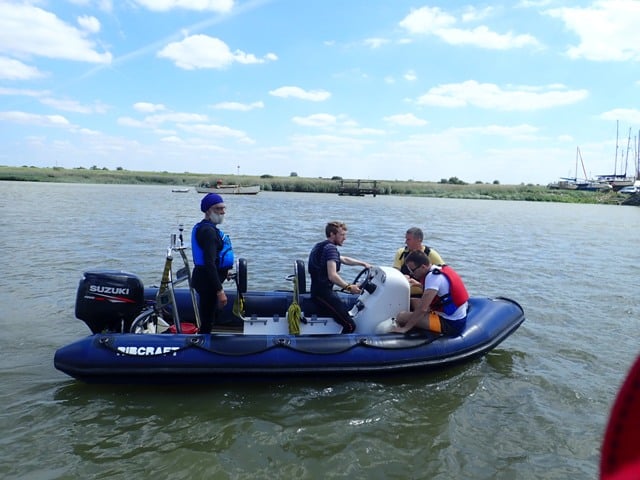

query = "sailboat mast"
[
  {"left": 637, "top": 130, "right": 640, "bottom": 180},
  {"left": 624, "top": 128, "right": 631, "bottom": 177},
  {"left": 614, "top": 120, "right": 619, "bottom": 176},
  {"left": 578, "top": 146, "right": 588, "bottom": 180}
]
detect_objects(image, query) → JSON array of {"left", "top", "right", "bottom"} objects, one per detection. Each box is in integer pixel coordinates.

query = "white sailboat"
[
  {"left": 549, "top": 147, "right": 612, "bottom": 191},
  {"left": 596, "top": 122, "right": 638, "bottom": 190}
]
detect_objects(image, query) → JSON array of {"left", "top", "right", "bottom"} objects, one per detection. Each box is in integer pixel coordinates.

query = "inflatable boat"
[{"left": 54, "top": 228, "right": 525, "bottom": 385}]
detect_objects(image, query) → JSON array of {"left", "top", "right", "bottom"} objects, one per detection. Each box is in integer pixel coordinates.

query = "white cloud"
[
  {"left": 519, "top": 0, "right": 553, "bottom": 7},
  {"left": 118, "top": 117, "right": 146, "bottom": 128},
  {"left": 290, "top": 114, "right": 381, "bottom": 139},
  {"left": 0, "top": 57, "right": 45, "bottom": 80},
  {"left": 117, "top": 111, "right": 208, "bottom": 129},
  {"left": 384, "top": 113, "right": 428, "bottom": 127},
  {"left": 77, "top": 15, "right": 101, "bottom": 34},
  {"left": 0, "top": 87, "right": 49, "bottom": 97},
  {"left": 133, "top": 0, "right": 234, "bottom": 12},
  {"left": 0, "top": 111, "right": 70, "bottom": 127},
  {"left": 76, "top": 127, "right": 100, "bottom": 136},
  {"left": 399, "top": 6, "right": 541, "bottom": 50},
  {"left": 0, "top": 3, "right": 112, "bottom": 63},
  {"left": 404, "top": 70, "right": 417, "bottom": 81},
  {"left": 178, "top": 123, "right": 243, "bottom": 136},
  {"left": 452, "top": 124, "right": 539, "bottom": 138},
  {"left": 461, "top": 6, "right": 494, "bottom": 23},
  {"left": 363, "top": 38, "right": 389, "bottom": 49},
  {"left": 145, "top": 112, "right": 209, "bottom": 125},
  {"left": 161, "top": 136, "right": 183, "bottom": 143},
  {"left": 158, "top": 35, "right": 274, "bottom": 69},
  {"left": 546, "top": 0, "right": 640, "bottom": 61},
  {"left": 600, "top": 108, "right": 640, "bottom": 124},
  {"left": 343, "top": 126, "right": 386, "bottom": 136},
  {"left": 98, "top": 0, "right": 114, "bottom": 13},
  {"left": 400, "top": 6, "right": 456, "bottom": 33},
  {"left": 416, "top": 80, "right": 588, "bottom": 110},
  {"left": 269, "top": 86, "right": 331, "bottom": 101},
  {"left": 178, "top": 123, "right": 253, "bottom": 143},
  {"left": 292, "top": 113, "right": 337, "bottom": 127},
  {"left": 212, "top": 101, "right": 264, "bottom": 111},
  {"left": 437, "top": 26, "right": 539, "bottom": 49},
  {"left": 40, "top": 97, "right": 109, "bottom": 114},
  {"left": 289, "top": 133, "right": 372, "bottom": 152},
  {"left": 134, "top": 102, "right": 167, "bottom": 113}
]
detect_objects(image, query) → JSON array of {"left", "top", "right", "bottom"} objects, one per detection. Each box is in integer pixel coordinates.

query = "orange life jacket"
[{"left": 424, "top": 265, "right": 469, "bottom": 315}]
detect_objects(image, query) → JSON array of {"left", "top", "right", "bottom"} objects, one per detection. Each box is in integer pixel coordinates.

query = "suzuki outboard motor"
[{"left": 75, "top": 270, "right": 145, "bottom": 333}]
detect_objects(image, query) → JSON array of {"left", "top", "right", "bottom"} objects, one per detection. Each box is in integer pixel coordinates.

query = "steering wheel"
[{"left": 352, "top": 267, "right": 372, "bottom": 289}]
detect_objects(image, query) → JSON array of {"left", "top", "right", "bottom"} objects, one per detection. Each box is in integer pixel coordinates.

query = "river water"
[{"left": 0, "top": 182, "right": 638, "bottom": 479}]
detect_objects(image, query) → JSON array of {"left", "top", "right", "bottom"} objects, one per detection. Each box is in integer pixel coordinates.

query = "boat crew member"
[
  {"left": 392, "top": 250, "right": 468, "bottom": 336},
  {"left": 191, "top": 193, "right": 235, "bottom": 334},
  {"left": 308, "top": 221, "right": 371, "bottom": 333},
  {"left": 393, "top": 226, "right": 444, "bottom": 296}
]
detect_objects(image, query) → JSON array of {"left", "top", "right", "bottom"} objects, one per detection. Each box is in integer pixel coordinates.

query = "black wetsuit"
[{"left": 191, "top": 220, "right": 230, "bottom": 333}]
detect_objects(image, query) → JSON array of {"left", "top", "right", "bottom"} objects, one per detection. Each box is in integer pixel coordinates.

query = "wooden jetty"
[{"left": 337, "top": 180, "right": 380, "bottom": 197}]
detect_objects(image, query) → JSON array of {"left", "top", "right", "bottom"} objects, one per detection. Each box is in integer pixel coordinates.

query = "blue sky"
[{"left": 1, "top": 0, "right": 639, "bottom": 185}]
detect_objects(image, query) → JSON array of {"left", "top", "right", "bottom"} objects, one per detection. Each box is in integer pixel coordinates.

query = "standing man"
[
  {"left": 191, "top": 193, "right": 234, "bottom": 333},
  {"left": 308, "top": 221, "right": 371, "bottom": 333},
  {"left": 393, "top": 226, "right": 445, "bottom": 296},
  {"left": 392, "top": 250, "right": 469, "bottom": 336}
]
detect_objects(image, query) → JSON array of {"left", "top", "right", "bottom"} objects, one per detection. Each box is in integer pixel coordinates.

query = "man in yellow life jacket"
[
  {"left": 392, "top": 250, "right": 469, "bottom": 336},
  {"left": 393, "top": 227, "right": 444, "bottom": 296}
]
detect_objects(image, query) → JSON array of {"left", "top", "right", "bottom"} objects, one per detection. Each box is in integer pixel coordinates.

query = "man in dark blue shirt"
[{"left": 308, "top": 221, "right": 370, "bottom": 333}]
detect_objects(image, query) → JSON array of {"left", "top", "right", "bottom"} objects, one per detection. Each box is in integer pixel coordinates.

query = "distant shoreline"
[{"left": 0, "top": 165, "right": 626, "bottom": 205}]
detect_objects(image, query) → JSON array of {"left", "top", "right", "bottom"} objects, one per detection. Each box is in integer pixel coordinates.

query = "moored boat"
[
  {"left": 596, "top": 121, "right": 639, "bottom": 191},
  {"left": 54, "top": 232, "right": 525, "bottom": 385},
  {"left": 549, "top": 147, "right": 613, "bottom": 192},
  {"left": 196, "top": 179, "right": 260, "bottom": 195}
]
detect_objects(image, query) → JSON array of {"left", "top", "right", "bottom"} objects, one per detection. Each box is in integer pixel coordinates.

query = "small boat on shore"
[
  {"left": 54, "top": 231, "right": 525, "bottom": 385},
  {"left": 196, "top": 180, "right": 260, "bottom": 195}
]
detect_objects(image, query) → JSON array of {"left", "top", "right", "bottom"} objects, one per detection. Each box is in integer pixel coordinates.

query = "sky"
[{"left": 1, "top": 0, "right": 640, "bottom": 185}]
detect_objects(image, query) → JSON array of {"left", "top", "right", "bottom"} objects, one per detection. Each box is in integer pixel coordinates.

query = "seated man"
[
  {"left": 308, "top": 221, "right": 371, "bottom": 333},
  {"left": 393, "top": 227, "right": 444, "bottom": 296},
  {"left": 392, "top": 250, "right": 469, "bottom": 336}
]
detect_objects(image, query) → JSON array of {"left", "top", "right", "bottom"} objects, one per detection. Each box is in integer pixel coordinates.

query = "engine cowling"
[{"left": 75, "top": 270, "right": 145, "bottom": 333}]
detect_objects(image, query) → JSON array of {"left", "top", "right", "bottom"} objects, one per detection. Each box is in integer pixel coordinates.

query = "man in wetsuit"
[{"left": 191, "top": 193, "right": 234, "bottom": 333}]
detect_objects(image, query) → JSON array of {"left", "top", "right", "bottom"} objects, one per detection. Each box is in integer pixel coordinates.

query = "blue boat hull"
[{"left": 54, "top": 296, "right": 525, "bottom": 384}]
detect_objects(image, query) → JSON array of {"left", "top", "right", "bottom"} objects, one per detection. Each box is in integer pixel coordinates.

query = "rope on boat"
[
  {"left": 232, "top": 274, "right": 246, "bottom": 319},
  {"left": 97, "top": 335, "right": 205, "bottom": 356},
  {"left": 96, "top": 332, "right": 442, "bottom": 357},
  {"left": 287, "top": 274, "right": 301, "bottom": 335}
]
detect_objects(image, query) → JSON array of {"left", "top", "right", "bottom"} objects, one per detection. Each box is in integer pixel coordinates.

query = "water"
[{"left": 1, "top": 182, "right": 639, "bottom": 479}]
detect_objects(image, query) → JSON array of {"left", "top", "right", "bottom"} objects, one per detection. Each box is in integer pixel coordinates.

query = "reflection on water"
[
  {"left": 1, "top": 182, "right": 639, "bottom": 479},
  {"left": 48, "top": 367, "right": 482, "bottom": 478}
]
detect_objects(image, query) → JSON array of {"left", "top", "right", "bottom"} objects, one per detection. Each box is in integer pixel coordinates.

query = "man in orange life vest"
[{"left": 392, "top": 250, "right": 469, "bottom": 336}]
